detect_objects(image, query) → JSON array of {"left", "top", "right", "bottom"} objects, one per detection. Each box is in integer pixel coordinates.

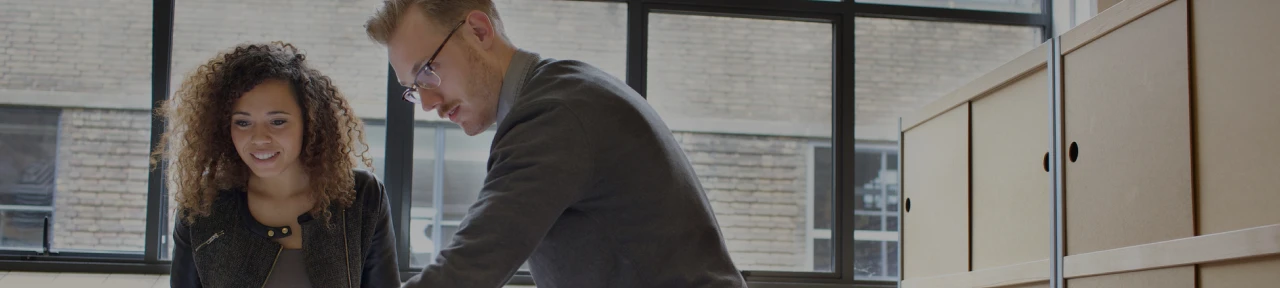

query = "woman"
[{"left": 154, "top": 42, "right": 400, "bottom": 287}]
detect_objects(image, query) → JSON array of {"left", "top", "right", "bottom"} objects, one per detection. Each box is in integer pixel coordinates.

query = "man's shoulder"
[{"left": 519, "top": 58, "right": 636, "bottom": 107}]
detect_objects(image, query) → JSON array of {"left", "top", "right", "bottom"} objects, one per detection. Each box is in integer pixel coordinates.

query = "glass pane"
[
  {"left": 648, "top": 13, "right": 834, "bottom": 272},
  {"left": 813, "top": 238, "right": 833, "bottom": 272},
  {"left": 2, "top": 0, "right": 153, "bottom": 254},
  {"left": 408, "top": 126, "right": 437, "bottom": 267},
  {"left": 813, "top": 147, "right": 833, "bottom": 231},
  {"left": 442, "top": 129, "right": 492, "bottom": 222},
  {"left": 855, "top": 16, "right": 1041, "bottom": 282},
  {"left": 857, "top": 0, "right": 1042, "bottom": 13},
  {"left": 167, "top": 0, "right": 389, "bottom": 259},
  {"left": 854, "top": 240, "right": 886, "bottom": 280}
]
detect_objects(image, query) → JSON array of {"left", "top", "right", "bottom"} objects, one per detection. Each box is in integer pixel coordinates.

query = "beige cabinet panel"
[
  {"left": 903, "top": 104, "right": 969, "bottom": 279},
  {"left": 1066, "top": 266, "right": 1194, "bottom": 288},
  {"left": 1192, "top": 0, "right": 1280, "bottom": 285},
  {"left": 1201, "top": 256, "right": 1280, "bottom": 288},
  {"left": 1062, "top": 0, "right": 1193, "bottom": 259},
  {"left": 971, "top": 69, "right": 1051, "bottom": 270}
]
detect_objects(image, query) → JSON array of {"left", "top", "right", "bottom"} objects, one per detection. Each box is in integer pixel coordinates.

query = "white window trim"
[{"left": 804, "top": 141, "right": 832, "bottom": 271}]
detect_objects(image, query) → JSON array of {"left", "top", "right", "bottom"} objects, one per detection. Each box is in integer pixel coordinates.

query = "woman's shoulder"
[{"left": 349, "top": 169, "right": 388, "bottom": 211}]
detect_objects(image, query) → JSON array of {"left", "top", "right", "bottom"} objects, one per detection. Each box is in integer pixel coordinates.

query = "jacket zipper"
[
  {"left": 193, "top": 231, "right": 224, "bottom": 252},
  {"left": 260, "top": 246, "right": 284, "bottom": 288},
  {"left": 343, "top": 210, "right": 352, "bottom": 288}
]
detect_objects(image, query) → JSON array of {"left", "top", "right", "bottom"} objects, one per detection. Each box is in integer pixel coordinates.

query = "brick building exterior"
[{"left": 0, "top": 0, "right": 1039, "bottom": 275}]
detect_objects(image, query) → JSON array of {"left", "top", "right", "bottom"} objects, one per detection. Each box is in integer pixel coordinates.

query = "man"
[{"left": 364, "top": 1, "right": 748, "bottom": 287}]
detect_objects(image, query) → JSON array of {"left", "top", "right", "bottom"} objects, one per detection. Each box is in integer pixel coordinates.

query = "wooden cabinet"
[
  {"left": 900, "top": 1, "right": 1280, "bottom": 287},
  {"left": 902, "top": 104, "right": 970, "bottom": 279},
  {"left": 1192, "top": 0, "right": 1280, "bottom": 286},
  {"left": 971, "top": 68, "right": 1050, "bottom": 271},
  {"left": 1062, "top": 1, "right": 1194, "bottom": 286}
]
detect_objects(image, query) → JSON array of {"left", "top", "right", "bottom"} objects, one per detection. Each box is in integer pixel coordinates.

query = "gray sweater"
[{"left": 401, "top": 50, "right": 747, "bottom": 288}]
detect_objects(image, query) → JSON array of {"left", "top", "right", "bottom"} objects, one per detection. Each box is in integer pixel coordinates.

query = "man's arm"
[{"left": 402, "top": 101, "right": 595, "bottom": 288}]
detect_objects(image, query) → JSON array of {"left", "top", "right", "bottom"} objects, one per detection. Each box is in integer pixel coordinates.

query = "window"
[
  {"left": 858, "top": 0, "right": 1042, "bottom": 13},
  {"left": 648, "top": 12, "right": 834, "bottom": 272},
  {"left": 854, "top": 16, "right": 1041, "bottom": 280},
  {"left": 852, "top": 147, "right": 899, "bottom": 281},
  {"left": 808, "top": 144, "right": 834, "bottom": 271},
  {"left": 166, "top": 0, "right": 389, "bottom": 258},
  {"left": 0, "top": 107, "right": 59, "bottom": 250},
  {"left": 408, "top": 126, "right": 494, "bottom": 267},
  {"left": 0, "top": 0, "right": 153, "bottom": 254}
]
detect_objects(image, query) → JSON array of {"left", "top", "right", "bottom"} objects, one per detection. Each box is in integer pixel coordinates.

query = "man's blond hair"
[{"left": 365, "top": 0, "right": 503, "bottom": 44}]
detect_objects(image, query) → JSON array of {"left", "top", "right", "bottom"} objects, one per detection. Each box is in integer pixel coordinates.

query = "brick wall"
[
  {"left": 675, "top": 132, "right": 815, "bottom": 270},
  {"left": 52, "top": 109, "right": 151, "bottom": 251},
  {"left": 854, "top": 17, "right": 1041, "bottom": 141},
  {"left": 647, "top": 13, "right": 834, "bottom": 139},
  {"left": 0, "top": 0, "right": 153, "bottom": 109}
]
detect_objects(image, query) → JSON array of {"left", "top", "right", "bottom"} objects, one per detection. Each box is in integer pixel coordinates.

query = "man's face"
[{"left": 387, "top": 8, "right": 502, "bottom": 136}]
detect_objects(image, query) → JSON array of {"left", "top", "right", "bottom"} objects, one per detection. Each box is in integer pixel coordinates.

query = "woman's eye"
[
  {"left": 234, "top": 120, "right": 250, "bottom": 127},
  {"left": 271, "top": 119, "right": 287, "bottom": 126}
]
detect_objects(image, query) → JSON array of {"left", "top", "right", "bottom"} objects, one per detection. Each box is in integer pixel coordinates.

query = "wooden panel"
[
  {"left": 1192, "top": 0, "right": 1280, "bottom": 235},
  {"left": 1063, "top": 0, "right": 1192, "bottom": 257},
  {"left": 903, "top": 104, "right": 969, "bottom": 279},
  {"left": 1064, "top": 224, "right": 1280, "bottom": 278},
  {"left": 997, "top": 282, "right": 1049, "bottom": 288},
  {"left": 1201, "top": 256, "right": 1280, "bottom": 288},
  {"left": 970, "top": 68, "right": 1050, "bottom": 270},
  {"left": 902, "top": 259, "right": 1048, "bottom": 288},
  {"left": 1065, "top": 266, "right": 1194, "bottom": 288},
  {"left": 1060, "top": 0, "right": 1173, "bottom": 54},
  {"left": 1192, "top": 1, "right": 1280, "bottom": 286},
  {"left": 904, "top": 43, "right": 1049, "bottom": 131}
]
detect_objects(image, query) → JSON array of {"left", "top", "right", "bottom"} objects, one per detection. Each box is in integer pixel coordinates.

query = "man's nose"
[{"left": 418, "top": 87, "right": 444, "bottom": 112}]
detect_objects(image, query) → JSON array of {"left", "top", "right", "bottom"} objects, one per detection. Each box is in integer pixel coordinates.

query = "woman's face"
[{"left": 230, "top": 79, "right": 305, "bottom": 179}]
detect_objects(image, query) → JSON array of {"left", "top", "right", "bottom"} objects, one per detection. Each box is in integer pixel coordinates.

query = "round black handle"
[
  {"left": 904, "top": 198, "right": 911, "bottom": 212},
  {"left": 1043, "top": 152, "right": 1050, "bottom": 172},
  {"left": 1069, "top": 142, "right": 1079, "bottom": 162}
]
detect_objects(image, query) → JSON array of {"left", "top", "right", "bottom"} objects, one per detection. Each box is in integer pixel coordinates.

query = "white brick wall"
[{"left": 52, "top": 109, "right": 151, "bottom": 251}]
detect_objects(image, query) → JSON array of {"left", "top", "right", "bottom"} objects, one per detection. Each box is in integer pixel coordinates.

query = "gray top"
[
  {"left": 401, "top": 49, "right": 747, "bottom": 288},
  {"left": 263, "top": 249, "right": 312, "bottom": 288}
]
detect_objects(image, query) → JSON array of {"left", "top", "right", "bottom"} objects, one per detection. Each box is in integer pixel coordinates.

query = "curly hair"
[{"left": 153, "top": 42, "right": 373, "bottom": 225}]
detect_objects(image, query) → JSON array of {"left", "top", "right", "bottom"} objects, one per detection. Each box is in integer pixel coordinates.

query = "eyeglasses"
[{"left": 402, "top": 20, "right": 467, "bottom": 104}]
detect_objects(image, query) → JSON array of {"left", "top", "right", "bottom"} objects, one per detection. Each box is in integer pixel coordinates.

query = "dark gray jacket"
[
  {"left": 170, "top": 169, "right": 400, "bottom": 288},
  {"left": 402, "top": 51, "right": 748, "bottom": 288}
]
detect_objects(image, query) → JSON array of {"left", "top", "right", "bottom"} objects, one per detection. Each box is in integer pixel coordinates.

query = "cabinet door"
[
  {"left": 971, "top": 69, "right": 1051, "bottom": 270},
  {"left": 902, "top": 104, "right": 969, "bottom": 279},
  {"left": 1062, "top": 0, "right": 1193, "bottom": 287},
  {"left": 1193, "top": 0, "right": 1280, "bottom": 286}
]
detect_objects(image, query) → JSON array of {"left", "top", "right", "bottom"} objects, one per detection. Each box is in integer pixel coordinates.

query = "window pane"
[
  {"left": 857, "top": 0, "right": 1042, "bottom": 13},
  {"left": 855, "top": 16, "right": 1040, "bottom": 282},
  {"left": 0, "top": 107, "right": 60, "bottom": 250},
  {"left": 648, "top": 13, "right": 834, "bottom": 272},
  {"left": 167, "top": 0, "right": 389, "bottom": 259},
  {"left": 1, "top": 0, "right": 152, "bottom": 254},
  {"left": 409, "top": 127, "right": 492, "bottom": 267}
]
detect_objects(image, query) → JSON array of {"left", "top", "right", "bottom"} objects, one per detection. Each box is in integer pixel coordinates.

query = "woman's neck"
[{"left": 247, "top": 168, "right": 310, "bottom": 201}]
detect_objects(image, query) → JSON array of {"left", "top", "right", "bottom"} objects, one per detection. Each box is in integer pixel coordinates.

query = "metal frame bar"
[
  {"left": 0, "top": 1, "right": 1052, "bottom": 287},
  {"left": 1048, "top": 35, "right": 1066, "bottom": 288},
  {"left": 143, "top": 0, "right": 175, "bottom": 264}
]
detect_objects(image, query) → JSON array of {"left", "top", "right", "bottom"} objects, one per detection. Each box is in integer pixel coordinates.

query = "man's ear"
[{"left": 464, "top": 10, "right": 497, "bottom": 50}]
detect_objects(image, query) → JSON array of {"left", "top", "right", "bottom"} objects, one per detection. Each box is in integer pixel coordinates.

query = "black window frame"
[{"left": 0, "top": 0, "right": 1052, "bottom": 287}]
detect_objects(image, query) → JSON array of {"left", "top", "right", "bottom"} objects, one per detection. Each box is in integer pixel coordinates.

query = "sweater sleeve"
[{"left": 401, "top": 101, "right": 594, "bottom": 288}]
